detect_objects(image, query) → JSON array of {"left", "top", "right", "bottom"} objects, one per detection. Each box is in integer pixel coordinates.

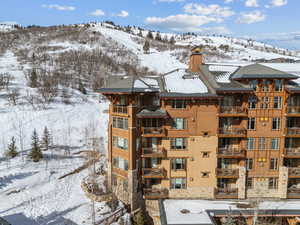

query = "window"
[
  {"left": 250, "top": 80, "right": 258, "bottom": 91},
  {"left": 113, "top": 136, "right": 128, "bottom": 150},
  {"left": 247, "top": 138, "right": 255, "bottom": 150},
  {"left": 152, "top": 96, "right": 160, "bottom": 106},
  {"left": 172, "top": 118, "right": 187, "bottom": 130},
  {"left": 202, "top": 152, "right": 210, "bottom": 158},
  {"left": 112, "top": 157, "right": 128, "bottom": 171},
  {"left": 270, "top": 138, "right": 280, "bottom": 150},
  {"left": 259, "top": 137, "right": 266, "bottom": 150},
  {"left": 119, "top": 96, "right": 127, "bottom": 106},
  {"left": 273, "top": 96, "right": 282, "bottom": 109},
  {"left": 260, "top": 97, "right": 269, "bottom": 109},
  {"left": 201, "top": 172, "right": 210, "bottom": 178},
  {"left": 217, "top": 178, "right": 228, "bottom": 189},
  {"left": 248, "top": 118, "right": 256, "bottom": 130},
  {"left": 171, "top": 158, "right": 186, "bottom": 170},
  {"left": 112, "top": 117, "right": 128, "bottom": 130},
  {"left": 171, "top": 178, "right": 186, "bottom": 189},
  {"left": 270, "top": 158, "right": 278, "bottom": 170},
  {"left": 246, "top": 158, "right": 253, "bottom": 170},
  {"left": 274, "top": 79, "right": 283, "bottom": 92},
  {"left": 170, "top": 138, "right": 187, "bottom": 150},
  {"left": 246, "top": 178, "right": 253, "bottom": 189},
  {"left": 272, "top": 118, "right": 281, "bottom": 130},
  {"left": 268, "top": 178, "right": 278, "bottom": 189},
  {"left": 262, "top": 80, "right": 270, "bottom": 92},
  {"left": 172, "top": 100, "right": 186, "bottom": 109},
  {"left": 142, "top": 118, "right": 162, "bottom": 128},
  {"left": 248, "top": 96, "right": 256, "bottom": 109}
]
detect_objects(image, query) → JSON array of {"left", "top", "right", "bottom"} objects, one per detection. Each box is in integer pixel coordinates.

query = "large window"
[
  {"left": 270, "top": 138, "right": 280, "bottom": 150},
  {"left": 268, "top": 178, "right": 278, "bottom": 189},
  {"left": 272, "top": 118, "right": 281, "bottom": 130},
  {"left": 247, "top": 138, "right": 255, "bottom": 150},
  {"left": 170, "top": 138, "right": 187, "bottom": 150},
  {"left": 259, "top": 137, "right": 266, "bottom": 150},
  {"left": 172, "top": 100, "right": 186, "bottom": 109},
  {"left": 246, "top": 158, "right": 253, "bottom": 170},
  {"left": 172, "top": 118, "right": 187, "bottom": 130},
  {"left": 248, "top": 118, "right": 256, "bottom": 130},
  {"left": 262, "top": 80, "right": 270, "bottom": 92},
  {"left": 248, "top": 96, "right": 256, "bottom": 109},
  {"left": 112, "top": 117, "right": 128, "bottom": 130},
  {"left": 270, "top": 158, "right": 278, "bottom": 170},
  {"left": 260, "top": 96, "right": 269, "bottom": 109},
  {"left": 171, "top": 178, "right": 186, "bottom": 189},
  {"left": 113, "top": 156, "right": 128, "bottom": 171},
  {"left": 274, "top": 79, "right": 283, "bottom": 92},
  {"left": 113, "top": 136, "right": 128, "bottom": 150},
  {"left": 171, "top": 158, "right": 186, "bottom": 170},
  {"left": 273, "top": 96, "right": 282, "bottom": 109}
]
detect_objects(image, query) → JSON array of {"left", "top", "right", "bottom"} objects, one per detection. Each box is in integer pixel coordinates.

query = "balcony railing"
[
  {"left": 143, "top": 188, "right": 168, "bottom": 199},
  {"left": 287, "top": 188, "right": 300, "bottom": 199},
  {"left": 289, "top": 168, "right": 300, "bottom": 177},
  {"left": 141, "top": 147, "right": 166, "bottom": 158},
  {"left": 218, "top": 128, "right": 247, "bottom": 137},
  {"left": 216, "top": 168, "right": 239, "bottom": 178},
  {"left": 112, "top": 105, "right": 128, "bottom": 114},
  {"left": 286, "top": 128, "right": 300, "bottom": 136},
  {"left": 287, "top": 106, "right": 300, "bottom": 115},
  {"left": 141, "top": 127, "right": 166, "bottom": 136},
  {"left": 215, "top": 188, "right": 238, "bottom": 199},
  {"left": 219, "top": 106, "right": 248, "bottom": 115},
  {"left": 218, "top": 147, "right": 246, "bottom": 158},
  {"left": 285, "top": 148, "right": 300, "bottom": 157},
  {"left": 142, "top": 168, "right": 166, "bottom": 179}
]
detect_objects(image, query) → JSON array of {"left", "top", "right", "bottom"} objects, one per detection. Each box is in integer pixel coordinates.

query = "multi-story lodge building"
[{"left": 100, "top": 47, "right": 300, "bottom": 213}]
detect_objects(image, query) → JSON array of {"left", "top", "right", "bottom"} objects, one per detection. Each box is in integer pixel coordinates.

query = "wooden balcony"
[
  {"left": 286, "top": 128, "right": 300, "bottom": 137},
  {"left": 141, "top": 127, "right": 166, "bottom": 137},
  {"left": 112, "top": 105, "right": 128, "bottom": 115},
  {"left": 218, "top": 128, "right": 247, "bottom": 138},
  {"left": 142, "top": 168, "right": 166, "bottom": 179},
  {"left": 289, "top": 168, "right": 300, "bottom": 178},
  {"left": 217, "top": 147, "right": 246, "bottom": 158},
  {"left": 216, "top": 168, "right": 239, "bottom": 178},
  {"left": 143, "top": 188, "right": 168, "bottom": 199},
  {"left": 215, "top": 188, "right": 238, "bottom": 199},
  {"left": 287, "top": 107, "right": 300, "bottom": 117},
  {"left": 287, "top": 188, "right": 300, "bottom": 199},
  {"left": 285, "top": 148, "right": 300, "bottom": 158},
  {"left": 141, "top": 147, "right": 166, "bottom": 158},
  {"left": 219, "top": 106, "right": 248, "bottom": 117}
]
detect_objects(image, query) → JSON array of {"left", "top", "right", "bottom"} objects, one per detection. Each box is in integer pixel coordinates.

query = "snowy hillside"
[{"left": 0, "top": 22, "right": 17, "bottom": 32}]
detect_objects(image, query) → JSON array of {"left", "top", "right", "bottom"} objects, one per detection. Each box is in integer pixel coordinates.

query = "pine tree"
[
  {"left": 133, "top": 211, "right": 146, "bottom": 225},
  {"left": 78, "top": 79, "right": 87, "bottom": 94},
  {"left": 41, "top": 126, "right": 51, "bottom": 151},
  {"left": 146, "top": 31, "right": 153, "bottom": 39},
  {"left": 29, "top": 69, "right": 38, "bottom": 88},
  {"left": 155, "top": 32, "right": 162, "bottom": 41},
  {"left": 169, "top": 36, "right": 176, "bottom": 45},
  {"left": 5, "top": 137, "right": 18, "bottom": 158},
  {"left": 29, "top": 129, "right": 43, "bottom": 162},
  {"left": 143, "top": 40, "right": 150, "bottom": 54},
  {"left": 138, "top": 30, "right": 143, "bottom": 37}
]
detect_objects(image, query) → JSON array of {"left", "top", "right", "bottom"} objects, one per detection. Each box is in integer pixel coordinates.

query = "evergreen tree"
[
  {"left": 163, "top": 35, "right": 169, "bottom": 43},
  {"left": 78, "top": 79, "right": 87, "bottom": 94},
  {"left": 138, "top": 29, "right": 143, "bottom": 37},
  {"left": 41, "top": 126, "right": 51, "bottom": 151},
  {"left": 133, "top": 211, "right": 146, "bottom": 225},
  {"left": 29, "top": 69, "right": 38, "bottom": 88},
  {"left": 169, "top": 36, "right": 176, "bottom": 45},
  {"left": 5, "top": 136, "right": 18, "bottom": 158},
  {"left": 146, "top": 31, "right": 153, "bottom": 39},
  {"left": 29, "top": 129, "right": 43, "bottom": 162},
  {"left": 143, "top": 40, "right": 150, "bottom": 54},
  {"left": 155, "top": 32, "right": 162, "bottom": 41}
]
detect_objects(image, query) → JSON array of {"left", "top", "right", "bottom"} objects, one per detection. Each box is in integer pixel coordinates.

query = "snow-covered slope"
[{"left": 0, "top": 22, "right": 17, "bottom": 32}]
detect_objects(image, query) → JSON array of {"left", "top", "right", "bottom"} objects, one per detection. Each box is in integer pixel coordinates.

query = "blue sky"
[{"left": 1, "top": 0, "right": 300, "bottom": 49}]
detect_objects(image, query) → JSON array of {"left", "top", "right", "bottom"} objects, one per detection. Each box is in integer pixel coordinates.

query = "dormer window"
[
  {"left": 262, "top": 80, "right": 270, "bottom": 92},
  {"left": 274, "top": 79, "right": 283, "bottom": 92},
  {"left": 250, "top": 80, "right": 258, "bottom": 91}
]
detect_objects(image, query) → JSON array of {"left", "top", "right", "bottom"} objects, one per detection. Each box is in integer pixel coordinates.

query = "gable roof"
[{"left": 231, "top": 63, "right": 298, "bottom": 80}]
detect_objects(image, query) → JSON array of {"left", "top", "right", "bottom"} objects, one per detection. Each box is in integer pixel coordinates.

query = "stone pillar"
[
  {"left": 278, "top": 166, "right": 288, "bottom": 199},
  {"left": 237, "top": 166, "right": 246, "bottom": 199},
  {"left": 128, "top": 169, "right": 143, "bottom": 211}
]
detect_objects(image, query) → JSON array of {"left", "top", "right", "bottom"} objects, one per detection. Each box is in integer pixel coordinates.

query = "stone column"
[
  {"left": 278, "top": 166, "right": 288, "bottom": 199},
  {"left": 238, "top": 166, "right": 246, "bottom": 199}
]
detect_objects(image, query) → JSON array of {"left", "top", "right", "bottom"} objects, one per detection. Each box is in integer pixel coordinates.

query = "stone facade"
[
  {"left": 278, "top": 166, "right": 288, "bottom": 199},
  {"left": 168, "top": 187, "right": 215, "bottom": 199},
  {"left": 237, "top": 167, "right": 246, "bottom": 199}
]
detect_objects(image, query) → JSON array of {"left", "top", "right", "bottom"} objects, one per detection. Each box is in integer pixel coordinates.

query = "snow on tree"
[
  {"left": 143, "top": 40, "right": 150, "bottom": 54},
  {"left": 146, "top": 31, "right": 153, "bottom": 39},
  {"left": 28, "top": 69, "right": 38, "bottom": 88},
  {"left": 169, "top": 36, "right": 176, "bottom": 45},
  {"left": 29, "top": 129, "right": 43, "bottom": 162},
  {"left": 155, "top": 32, "right": 162, "bottom": 42},
  {"left": 5, "top": 136, "right": 18, "bottom": 158},
  {"left": 41, "top": 126, "right": 51, "bottom": 151}
]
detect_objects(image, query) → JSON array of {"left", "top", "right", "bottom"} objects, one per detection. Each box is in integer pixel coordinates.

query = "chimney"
[{"left": 189, "top": 46, "right": 204, "bottom": 73}]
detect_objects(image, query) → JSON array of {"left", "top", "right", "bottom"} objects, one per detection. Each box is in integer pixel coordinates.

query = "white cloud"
[
  {"left": 42, "top": 4, "right": 75, "bottom": 11},
  {"left": 269, "top": 0, "right": 288, "bottom": 7},
  {"left": 116, "top": 10, "right": 129, "bottom": 17},
  {"left": 157, "top": 0, "right": 185, "bottom": 2},
  {"left": 245, "top": 0, "right": 259, "bottom": 7},
  {"left": 183, "top": 3, "right": 235, "bottom": 17},
  {"left": 89, "top": 9, "right": 105, "bottom": 17},
  {"left": 237, "top": 11, "right": 266, "bottom": 24},
  {"left": 145, "top": 14, "right": 224, "bottom": 33},
  {"left": 224, "top": 0, "right": 234, "bottom": 3}
]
